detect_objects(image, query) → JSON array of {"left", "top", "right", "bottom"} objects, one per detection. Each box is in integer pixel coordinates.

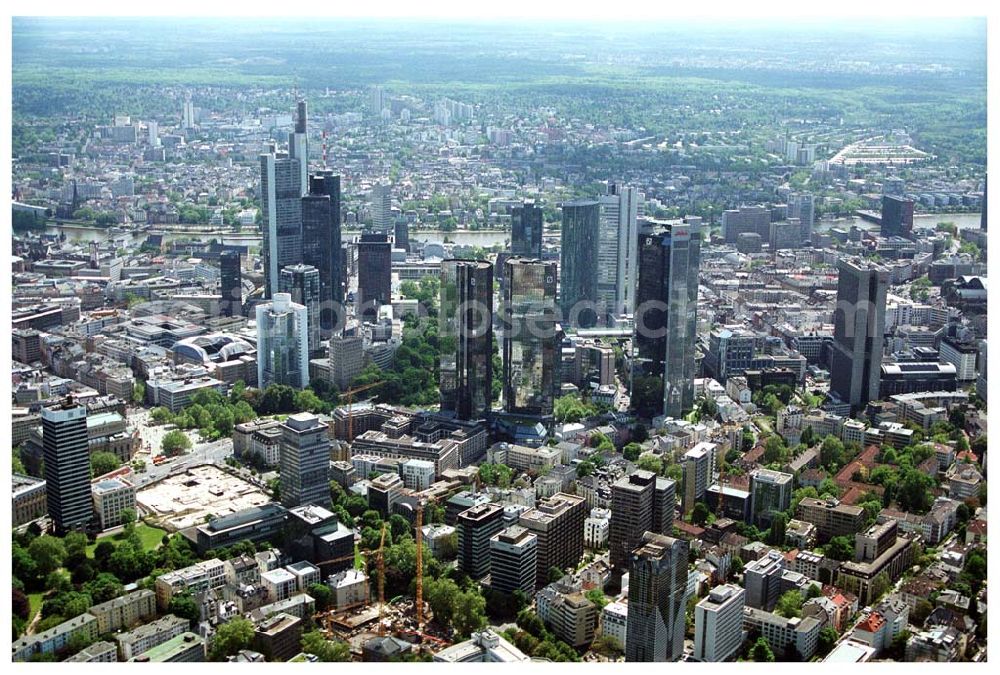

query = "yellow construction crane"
[
  {"left": 376, "top": 521, "right": 388, "bottom": 636},
  {"left": 341, "top": 381, "right": 381, "bottom": 441},
  {"left": 414, "top": 497, "right": 437, "bottom": 632}
]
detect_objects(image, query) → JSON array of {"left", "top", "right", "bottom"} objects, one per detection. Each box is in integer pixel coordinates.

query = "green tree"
[
  {"left": 820, "top": 436, "right": 845, "bottom": 470},
  {"left": 90, "top": 451, "right": 121, "bottom": 477},
  {"left": 691, "top": 502, "right": 711, "bottom": 526},
  {"left": 623, "top": 443, "right": 643, "bottom": 461},
  {"left": 637, "top": 454, "right": 663, "bottom": 475},
  {"left": 300, "top": 630, "right": 351, "bottom": 661},
  {"left": 308, "top": 583, "right": 332, "bottom": 612},
  {"left": 28, "top": 536, "right": 66, "bottom": 578},
  {"left": 161, "top": 430, "right": 192, "bottom": 456},
  {"left": 84, "top": 573, "right": 124, "bottom": 604},
  {"left": 585, "top": 588, "right": 609, "bottom": 609},
  {"left": 168, "top": 593, "right": 201, "bottom": 627},
  {"left": 751, "top": 637, "right": 775, "bottom": 662},
  {"left": 768, "top": 512, "right": 788, "bottom": 546},
  {"left": 591, "top": 634, "right": 623, "bottom": 658},
  {"left": 775, "top": 590, "right": 803, "bottom": 618},
  {"left": 63, "top": 531, "right": 89, "bottom": 562},
  {"left": 209, "top": 617, "right": 255, "bottom": 661},
  {"left": 824, "top": 536, "right": 854, "bottom": 562}
]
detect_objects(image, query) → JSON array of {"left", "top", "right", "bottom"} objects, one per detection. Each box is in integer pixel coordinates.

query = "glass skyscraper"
[
  {"left": 830, "top": 258, "right": 889, "bottom": 413},
  {"left": 559, "top": 199, "right": 600, "bottom": 327},
  {"left": 279, "top": 264, "right": 322, "bottom": 357},
  {"left": 42, "top": 401, "right": 92, "bottom": 534},
  {"left": 356, "top": 232, "right": 392, "bottom": 321},
  {"left": 502, "top": 258, "right": 559, "bottom": 417},
  {"left": 260, "top": 100, "right": 309, "bottom": 298},
  {"left": 219, "top": 250, "right": 242, "bottom": 318},
  {"left": 634, "top": 219, "right": 702, "bottom": 418},
  {"left": 625, "top": 532, "right": 689, "bottom": 662},
  {"left": 256, "top": 293, "right": 310, "bottom": 389},
  {"left": 301, "top": 171, "right": 343, "bottom": 334},
  {"left": 439, "top": 259, "right": 494, "bottom": 420},
  {"left": 511, "top": 200, "right": 543, "bottom": 258}
]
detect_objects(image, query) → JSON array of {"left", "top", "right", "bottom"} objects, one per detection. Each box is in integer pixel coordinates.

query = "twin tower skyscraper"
[{"left": 259, "top": 100, "right": 344, "bottom": 334}]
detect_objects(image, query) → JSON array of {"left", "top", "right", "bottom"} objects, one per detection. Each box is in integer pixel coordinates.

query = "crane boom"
[{"left": 377, "top": 521, "right": 388, "bottom": 636}]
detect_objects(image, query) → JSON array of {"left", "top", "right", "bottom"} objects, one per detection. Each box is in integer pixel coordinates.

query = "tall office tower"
[
  {"left": 219, "top": 250, "right": 242, "bottom": 317},
  {"left": 797, "top": 193, "right": 815, "bottom": 244},
  {"left": 182, "top": 93, "right": 195, "bottom": 130},
  {"left": 394, "top": 220, "right": 410, "bottom": 253},
  {"left": 651, "top": 477, "right": 677, "bottom": 536},
  {"left": 693, "top": 584, "right": 746, "bottom": 662},
  {"left": 597, "top": 183, "right": 642, "bottom": 318},
  {"left": 369, "top": 85, "right": 385, "bottom": 118},
  {"left": 279, "top": 264, "right": 322, "bottom": 356},
  {"left": 982, "top": 175, "right": 987, "bottom": 231},
  {"left": 371, "top": 183, "right": 392, "bottom": 231},
  {"left": 634, "top": 220, "right": 702, "bottom": 418},
  {"left": 301, "top": 172, "right": 343, "bottom": 333},
  {"left": 356, "top": 233, "right": 392, "bottom": 322},
  {"left": 830, "top": 258, "right": 889, "bottom": 413},
  {"left": 256, "top": 293, "right": 310, "bottom": 389},
  {"left": 609, "top": 470, "right": 675, "bottom": 574},
  {"left": 260, "top": 150, "right": 306, "bottom": 298},
  {"left": 518, "top": 493, "right": 587, "bottom": 588},
  {"left": 289, "top": 100, "right": 309, "bottom": 194},
  {"left": 457, "top": 503, "right": 505, "bottom": 580},
  {"left": 749, "top": 469, "right": 793, "bottom": 528},
  {"left": 881, "top": 195, "right": 914, "bottom": 239},
  {"left": 502, "top": 259, "right": 560, "bottom": 417},
  {"left": 559, "top": 199, "right": 601, "bottom": 327},
  {"left": 489, "top": 525, "right": 538, "bottom": 596},
  {"left": 147, "top": 120, "right": 159, "bottom": 147},
  {"left": 439, "top": 260, "right": 494, "bottom": 420},
  {"left": 42, "top": 401, "right": 92, "bottom": 533},
  {"left": 511, "top": 200, "right": 543, "bottom": 258},
  {"left": 279, "top": 412, "right": 331, "bottom": 509},
  {"left": 625, "top": 532, "right": 689, "bottom": 662},
  {"left": 743, "top": 550, "right": 784, "bottom": 610},
  {"left": 682, "top": 443, "right": 717, "bottom": 515},
  {"left": 329, "top": 333, "right": 364, "bottom": 391}
]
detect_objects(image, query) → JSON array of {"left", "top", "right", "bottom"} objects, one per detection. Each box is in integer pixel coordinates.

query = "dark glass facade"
[
  {"left": 634, "top": 221, "right": 702, "bottom": 418},
  {"left": 511, "top": 200, "right": 543, "bottom": 258},
  {"left": 301, "top": 171, "right": 343, "bottom": 333},
  {"left": 830, "top": 258, "right": 889, "bottom": 412},
  {"left": 559, "top": 200, "right": 600, "bottom": 327},
  {"left": 357, "top": 232, "right": 392, "bottom": 321},
  {"left": 279, "top": 264, "right": 322, "bottom": 356},
  {"left": 260, "top": 152, "right": 304, "bottom": 297},
  {"left": 502, "top": 258, "right": 559, "bottom": 416},
  {"left": 881, "top": 195, "right": 914, "bottom": 239},
  {"left": 439, "top": 260, "right": 494, "bottom": 420},
  {"left": 219, "top": 250, "right": 242, "bottom": 317}
]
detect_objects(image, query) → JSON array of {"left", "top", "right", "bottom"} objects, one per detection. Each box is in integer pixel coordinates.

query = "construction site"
[{"left": 315, "top": 502, "right": 454, "bottom": 659}]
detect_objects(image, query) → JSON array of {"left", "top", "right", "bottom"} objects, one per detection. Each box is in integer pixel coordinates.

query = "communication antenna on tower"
[{"left": 322, "top": 130, "right": 328, "bottom": 167}]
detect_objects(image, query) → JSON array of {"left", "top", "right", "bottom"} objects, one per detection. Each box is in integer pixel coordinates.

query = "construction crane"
[
  {"left": 341, "top": 381, "right": 381, "bottom": 441},
  {"left": 414, "top": 495, "right": 439, "bottom": 632},
  {"left": 376, "top": 521, "right": 388, "bottom": 636}
]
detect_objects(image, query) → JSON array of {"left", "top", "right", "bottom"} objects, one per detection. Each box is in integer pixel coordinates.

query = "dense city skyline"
[{"left": 8, "top": 13, "right": 989, "bottom": 666}]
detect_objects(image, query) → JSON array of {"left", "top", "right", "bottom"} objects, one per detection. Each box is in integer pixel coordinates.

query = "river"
[{"left": 42, "top": 211, "right": 983, "bottom": 249}]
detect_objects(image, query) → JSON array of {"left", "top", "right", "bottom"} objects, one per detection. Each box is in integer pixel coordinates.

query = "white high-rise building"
[
  {"left": 369, "top": 86, "right": 385, "bottom": 118},
  {"left": 256, "top": 293, "right": 310, "bottom": 389},
  {"left": 597, "top": 183, "right": 642, "bottom": 318},
  {"left": 182, "top": 94, "right": 195, "bottom": 130},
  {"left": 371, "top": 183, "right": 392, "bottom": 231},
  {"left": 147, "top": 120, "right": 159, "bottom": 147},
  {"left": 693, "top": 584, "right": 745, "bottom": 662}
]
